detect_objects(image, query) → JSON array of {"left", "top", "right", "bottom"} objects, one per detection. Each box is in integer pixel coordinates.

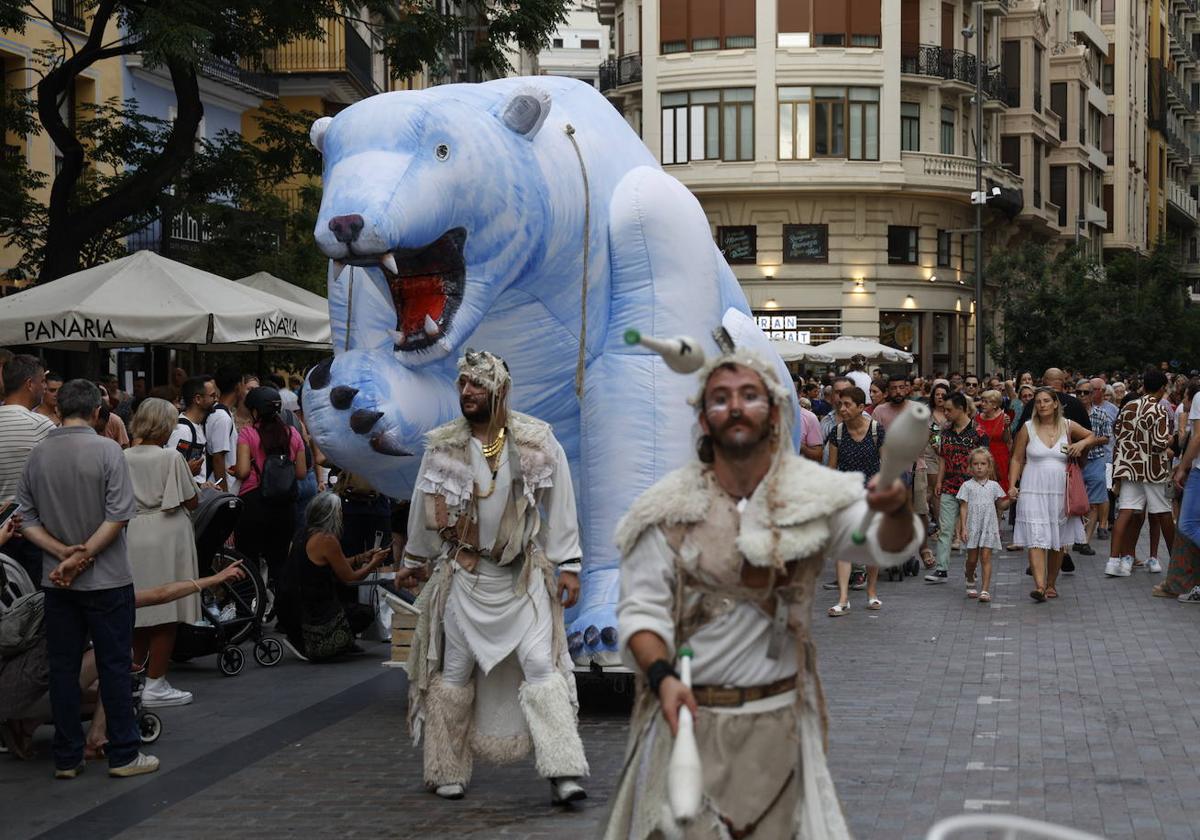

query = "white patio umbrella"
[
  {"left": 236, "top": 271, "right": 328, "bottom": 314},
  {"left": 0, "top": 250, "right": 331, "bottom": 350},
  {"left": 769, "top": 338, "right": 835, "bottom": 364},
  {"left": 818, "top": 335, "right": 914, "bottom": 364}
]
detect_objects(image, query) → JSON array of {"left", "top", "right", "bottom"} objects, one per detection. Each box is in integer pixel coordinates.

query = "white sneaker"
[
  {"left": 1178, "top": 586, "right": 1200, "bottom": 603},
  {"left": 1117, "top": 556, "right": 1133, "bottom": 577},
  {"left": 551, "top": 777, "right": 587, "bottom": 804},
  {"left": 1104, "top": 558, "right": 1121, "bottom": 577},
  {"left": 109, "top": 752, "right": 160, "bottom": 778},
  {"left": 279, "top": 637, "right": 309, "bottom": 662},
  {"left": 141, "top": 678, "right": 193, "bottom": 708},
  {"left": 435, "top": 783, "right": 465, "bottom": 799},
  {"left": 1147, "top": 557, "right": 1163, "bottom": 574}
]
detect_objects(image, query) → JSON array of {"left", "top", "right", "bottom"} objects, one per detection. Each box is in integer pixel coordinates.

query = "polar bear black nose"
[{"left": 328, "top": 214, "right": 365, "bottom": 244}]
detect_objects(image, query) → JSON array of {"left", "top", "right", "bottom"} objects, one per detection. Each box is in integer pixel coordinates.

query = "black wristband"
[{"left": 646, "top": 659, "right": 679, "bottom": 694}]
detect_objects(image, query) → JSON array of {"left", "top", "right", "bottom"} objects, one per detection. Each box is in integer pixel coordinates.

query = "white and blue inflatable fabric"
[{"left": 302, "top": 77, "right": 800, "bottom": 660}]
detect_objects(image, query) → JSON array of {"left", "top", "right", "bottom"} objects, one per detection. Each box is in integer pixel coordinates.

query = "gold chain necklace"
[
  {"left": 475, "top": 428, "right": 506, "bottom": 499},
  {"left": 481, "top": 427, "right": 506, "bottom": 460}
]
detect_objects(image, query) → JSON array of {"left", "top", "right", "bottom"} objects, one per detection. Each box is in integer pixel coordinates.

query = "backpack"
[
  {"left": 835, "top": 419, "right": 880, "bottom": 449},
  {"left": 177, "top": 416, "right": 210, "bottom": 478},
  {"left": 253, "top": 426, "right": 299, "bottom": 502}
]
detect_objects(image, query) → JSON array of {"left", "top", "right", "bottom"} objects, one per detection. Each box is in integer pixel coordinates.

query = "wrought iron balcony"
[
  {"left": 598, "top": 53, "right": 641, "bottom": 93},
  {"left": 901, "top": 44, "right": 978, "bottom": 87},
  {"left": 52, "top": 0, "right": 86, "bottom": 30},
  {"left": 1167, "top": 125, "right": 1193, "bottom": 162},
  {"left": 984, "top": 69, "right": 1008, "bottom": 103},
  {"left": 1165, "top": 67, "right": 1196, "bottom": 114},
  {"left": 198, "top": 54, "right": 279, "bottom": 99}
]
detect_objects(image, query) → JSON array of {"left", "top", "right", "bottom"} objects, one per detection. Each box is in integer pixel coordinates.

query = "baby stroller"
[
  {"left": 172, "top": 490, "right": 283, "bottom": 676},
  {"left": 0, "top": 554, "right": 162, "bottom": 746}
]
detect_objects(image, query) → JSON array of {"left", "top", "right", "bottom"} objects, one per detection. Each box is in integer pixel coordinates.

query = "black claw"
[
  {"left": 330, "top": 385, "right": 359, "bottom": 410},
  {"left": 308, "top": 357, "right": 333, "bottom": 390},
  {"left": 350, "top": 409, "right": 384, "bottom": 434},
  {"left": 370, "top": 435, "right": 412, "bottom": 457}
]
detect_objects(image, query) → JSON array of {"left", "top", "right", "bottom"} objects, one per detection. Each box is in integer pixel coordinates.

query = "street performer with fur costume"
[
  {"left": 601, "top": 347, "right": 920, "bottom": 839},
  {"left": 403, "top": 349, "right": 588, "bottom": 804}
]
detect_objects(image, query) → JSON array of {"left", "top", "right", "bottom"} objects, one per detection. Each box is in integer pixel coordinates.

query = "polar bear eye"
[{"left": 435, "top": 143, "right": 451, "bottom": 161}]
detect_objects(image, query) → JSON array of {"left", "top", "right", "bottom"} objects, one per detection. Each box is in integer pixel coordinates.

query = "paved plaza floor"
[{"left": 3, "top": 531, "right": 1199, "bottom": 839}]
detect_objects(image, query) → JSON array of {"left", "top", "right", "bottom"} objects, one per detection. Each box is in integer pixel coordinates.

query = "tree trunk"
[{"left": 36, "top": 7, "right": 204, "bottom": 282}]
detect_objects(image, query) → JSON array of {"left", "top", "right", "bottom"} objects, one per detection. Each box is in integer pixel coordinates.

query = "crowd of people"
[
  {"left": 0, "top": 349, "right": 414, "bottom": 779},
  {"left": 788, "top": 357, "right": 1200, "bottom": 613},
  {"left": 2, "top": 342, "right": 1199, "bottom": 791}
]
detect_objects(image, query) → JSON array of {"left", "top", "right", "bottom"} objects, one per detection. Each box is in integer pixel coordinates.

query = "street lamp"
[{"left": 964, "top": 2, "right": 987, "bottom": 378}]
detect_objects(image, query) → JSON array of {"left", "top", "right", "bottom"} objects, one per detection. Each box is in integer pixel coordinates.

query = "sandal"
[
  {"left": 866, "top": 597, "right": 882, "bottom": 610},
  {"left": 1030, "top": 588, "right": 1046, "bottom": 602},
  {"left": 827, "top": 603, "right": 850, "bottom": 617},
  {"left": 978, "top": 591, "right": 991, "bottom": 603},
  {"left": 967, "top": 588, "right": 978, "bottom": 599},
  {"left": 1045, "top": 586, "right": 1058, "bottom": 599},
  {"left": 920, "top": 548, "right": 936, "bottom": 569},
  {"left": 1151, "top": 584, "right": 1177, "bottom": 598}
]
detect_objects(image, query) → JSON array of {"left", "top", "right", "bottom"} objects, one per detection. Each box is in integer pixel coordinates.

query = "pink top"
[
  {"left": 237, "top": 425, "right": 303, "bottom": 496},
  {"left": 798, "top": 406, "right": 823, "bottom": 449}
]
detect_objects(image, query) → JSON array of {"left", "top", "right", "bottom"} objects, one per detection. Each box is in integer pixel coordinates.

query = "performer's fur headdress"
[{"left": 457, "top": 348, "right": 511, "bottom": 423}]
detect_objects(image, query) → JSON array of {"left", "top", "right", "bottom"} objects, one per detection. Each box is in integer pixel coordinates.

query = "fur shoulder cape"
[
  {"left": 418, "top": 412, "right": 558, "bottom": 506},
  {"left": 614, "top": 455, "right": 865, "bottom": 567}
]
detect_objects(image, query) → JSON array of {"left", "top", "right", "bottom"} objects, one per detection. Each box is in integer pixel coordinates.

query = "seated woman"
[{"left": 276, "top": 492, "right": 417, "bottom": 662}]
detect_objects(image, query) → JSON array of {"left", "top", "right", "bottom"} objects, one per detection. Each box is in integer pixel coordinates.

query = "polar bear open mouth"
[{"left": 375, "top": 227, "right": 466, "bottom": 352}]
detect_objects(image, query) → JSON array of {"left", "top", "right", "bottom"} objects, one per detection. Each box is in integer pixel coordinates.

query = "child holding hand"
[{"left": 956, "top": 448, "right": 1011, "bottom": 602}]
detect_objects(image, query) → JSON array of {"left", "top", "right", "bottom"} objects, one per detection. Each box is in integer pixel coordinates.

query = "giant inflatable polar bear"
[{"left": 302, "top": 77, "right": 798, "bottom": 661}]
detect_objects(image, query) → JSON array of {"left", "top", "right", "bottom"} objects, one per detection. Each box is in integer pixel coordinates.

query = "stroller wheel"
[
  {"left": 219, "top": 645, "right": 245, "bottom": 677},
  {"left": 254, "top": 637, "right": 284, "bottom": 667},
  {"left": 139, "top": 712, "right": 162, "bottom": 744}
]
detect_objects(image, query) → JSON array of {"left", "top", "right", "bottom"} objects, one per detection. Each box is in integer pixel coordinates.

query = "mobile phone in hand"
[
  {"left": 0, "top": 501, "right": 17, "bottom": 529},
  {"left": 373, "top": 530, "right": 386, "bottom": 550}
]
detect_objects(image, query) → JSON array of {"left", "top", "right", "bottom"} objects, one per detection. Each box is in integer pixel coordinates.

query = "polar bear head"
[{"left": 311, "top": 81, "right": 559, "bottom": 364}]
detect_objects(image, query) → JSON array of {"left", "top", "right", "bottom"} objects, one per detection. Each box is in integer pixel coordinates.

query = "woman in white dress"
[
  {"left": 125, "top": 398, "right": 201, "bottom": 707},
  {"left": 1008, "top": 388, "right": 1095, "bottom": 602}
]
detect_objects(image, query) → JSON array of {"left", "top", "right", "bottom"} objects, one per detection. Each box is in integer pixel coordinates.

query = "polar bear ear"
[
  {"left": 496, "top": 87, "right": 551, "bottom": 141},
  {"left": 310, "top": 116, "right": 333, "bottom": 154}
]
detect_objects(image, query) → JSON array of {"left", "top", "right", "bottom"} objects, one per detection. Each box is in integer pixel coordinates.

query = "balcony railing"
[
  {"left": 598, "top": 53, "right": 641, "bottom": 93},
  {"left": 127, "top": 206, "right": 282, "bottom": 256},
  {"left": 901, "top": 44, "right": 978, "bottom": 86},
  {"left": 1167, "top": 124, "right": 1193, "bottom": 162},
  {"left": 1165, "top": 68, "right": 1196, "bottom": 114},
  {"left": 254, "top": 20, "right": 379, "bottom": 96},
  {"left": 1169, "top": 180, "right": 1199, "bottom": 221},
  {"left": 198, "top": 54, "right": 278, "bottom": 99},
  {"left": 983, "top": 69, "right": 1008, "bottom": 103},
  {"left": 52, "top": 0, "right": 86, "bottom": 30}
]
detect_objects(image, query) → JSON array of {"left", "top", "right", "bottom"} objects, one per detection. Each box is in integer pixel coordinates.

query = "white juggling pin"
[
  {"left": 667, "top": 645, "right": 703, "bottom": 822},
  {"left": 624, "top": 329, "right": 706, "bottom": 374},
  {"left": 851, "top": 402, "right": 931, "bottom": 544}
]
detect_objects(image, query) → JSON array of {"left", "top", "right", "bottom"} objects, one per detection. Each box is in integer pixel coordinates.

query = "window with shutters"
[
  {"left": 937, "top": 230, "right": 951, "bottom": 267},
  {"left": 901, "top": 102, "right": 920, "bottom": 152},
  {"left": 661, "top": 89, "right": 754, "bottom": 164},
  {"left": 660, "top": 0, "right": 756, "bottom": 53},
  {"left": 782, "top": 0, "right": 880, "bottom": 48},
  {"left": 1050, "top": 166, "right": 1067, "bottom": 227},
  {"left": 1000, "top": 135, "right": 1020, "bottom": 175},
  {"left": 781, "top": 86, "right": 878, "bottom": 160},
  {"left": 1101, "top": 114, "right": 1113, "bottom": 164},
  {"left": 1001, "top": 40, "right": 1021, "bottom": 107},
  {"left": 887, "top": 226, "right": 919, "bottom": 265},
  {"left": 940, "top": 107, "right": 955, "bottom": 155},
  {"left": 1051, "top": 82, "right": 1067, "bottom": 141}
]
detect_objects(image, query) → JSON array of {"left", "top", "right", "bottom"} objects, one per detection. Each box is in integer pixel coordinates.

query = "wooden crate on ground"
[{"left": 382, "top": 589, "right": 420, "bottom": 668}]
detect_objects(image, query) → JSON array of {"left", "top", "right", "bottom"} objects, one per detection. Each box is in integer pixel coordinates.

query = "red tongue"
[{"left": 398, "top": 275, "right": 447, "bottom": 335}]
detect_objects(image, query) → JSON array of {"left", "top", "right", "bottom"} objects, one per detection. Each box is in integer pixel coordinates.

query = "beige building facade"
[{"left": 597, "top": 0, "right": 1143, "bottom": 375}]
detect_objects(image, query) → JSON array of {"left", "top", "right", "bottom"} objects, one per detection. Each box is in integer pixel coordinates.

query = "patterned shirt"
[
  {"left": 938, "top": 421, "right": 989, "bottom": 497},
  {"left": 1087, "top": 403, "right": 1114, "bottom": 462},
  {"left": 1112, "top": 396, "right": 1173, "bottom": 483}
]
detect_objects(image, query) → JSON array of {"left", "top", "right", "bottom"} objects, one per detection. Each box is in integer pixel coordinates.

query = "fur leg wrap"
[
  {"left": 423, "top": 675, "right": 475, "bottom": 787},
  {"left": 518, "top": 673, "right": 589, "bottom": 779}
]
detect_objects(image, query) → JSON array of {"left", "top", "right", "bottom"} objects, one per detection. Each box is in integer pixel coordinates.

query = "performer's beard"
[
  {"left": 460, "top": 393, "right": 493, "bottom": 424},
  {"left": 709, "top": 411, "right": 772, "bottom": 459}
]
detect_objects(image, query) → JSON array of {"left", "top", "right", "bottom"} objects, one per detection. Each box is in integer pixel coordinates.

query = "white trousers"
[{"left": 441, "top": 596, "right": 556, "bottom": 686}]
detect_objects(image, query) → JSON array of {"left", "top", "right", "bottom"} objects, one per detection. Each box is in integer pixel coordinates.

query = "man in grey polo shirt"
[{"left": 15, "top": 379, "right": 159, "bottom": 780}]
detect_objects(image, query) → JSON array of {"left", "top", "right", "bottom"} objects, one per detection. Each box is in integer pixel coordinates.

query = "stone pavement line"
[{"left": 32, "top": 670, "right": 397, "bottom": 840}]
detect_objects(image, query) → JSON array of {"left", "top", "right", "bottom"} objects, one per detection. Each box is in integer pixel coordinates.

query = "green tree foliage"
[
  {"left": 0, "top": 0, "right": 570, "bottom": 282},
  {"left": 987, "top": 240, "right": 1200, "bottom": 373}
]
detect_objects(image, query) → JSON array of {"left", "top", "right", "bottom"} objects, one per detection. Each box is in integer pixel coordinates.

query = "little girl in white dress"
[{"left": 955, "top": 448, "right": 1012, "bottom": 602}]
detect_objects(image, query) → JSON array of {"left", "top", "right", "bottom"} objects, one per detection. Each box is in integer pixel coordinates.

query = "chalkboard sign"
[
  {"left": 782, "top": 224, "right": 828, "bottom": 263},
  {"left": 718, "top": 225, "right": 757, "bottom": 264}
]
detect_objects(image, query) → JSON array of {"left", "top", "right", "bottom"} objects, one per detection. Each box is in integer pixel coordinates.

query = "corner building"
[{"left": 600, "top": 0, "right": 1117, "bottom": 375}]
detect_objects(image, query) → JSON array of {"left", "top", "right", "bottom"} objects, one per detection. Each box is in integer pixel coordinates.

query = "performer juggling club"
[
  {"left": 600, "top": 341, "right": 921, "bottom": 839},
  {"left": 403, "top": 349, "right": 589, "bottom": 804}
]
